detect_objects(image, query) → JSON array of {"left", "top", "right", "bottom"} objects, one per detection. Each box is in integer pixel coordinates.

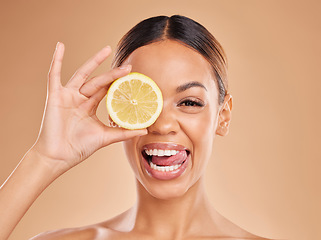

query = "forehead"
[{"left": 123, "top": 40, "right": 216, "bottom": 92}]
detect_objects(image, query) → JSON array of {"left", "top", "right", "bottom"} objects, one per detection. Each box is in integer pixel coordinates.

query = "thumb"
[{"left": 101, "top": 127, "right": 148, "bottom": 146}]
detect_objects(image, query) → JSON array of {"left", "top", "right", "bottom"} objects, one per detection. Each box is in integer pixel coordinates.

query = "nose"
[{"left": 147, "top": 105, "right": 180, "bottom": 135}]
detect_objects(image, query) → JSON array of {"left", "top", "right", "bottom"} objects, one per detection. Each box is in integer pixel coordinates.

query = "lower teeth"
[{"left": 149, "top": 161, "right": 182, "bottom": 172}]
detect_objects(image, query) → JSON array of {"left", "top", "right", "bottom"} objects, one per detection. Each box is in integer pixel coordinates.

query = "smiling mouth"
[{"left": 141, "top": 143, "right": 190, "bottom": 180}]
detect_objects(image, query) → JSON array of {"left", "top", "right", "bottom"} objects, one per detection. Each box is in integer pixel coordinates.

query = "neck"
[{"left": 130, "top": 177, "right": 219, "bottom": 239}]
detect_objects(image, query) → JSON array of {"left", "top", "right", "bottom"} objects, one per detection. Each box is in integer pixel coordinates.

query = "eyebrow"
[{"left": 176, "top": 81, "right": 207, "bottom": 93}]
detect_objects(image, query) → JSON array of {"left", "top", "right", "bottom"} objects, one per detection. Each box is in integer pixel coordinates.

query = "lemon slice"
[{"left": 106, "top": 72, "right": 163, "bottom": 130}]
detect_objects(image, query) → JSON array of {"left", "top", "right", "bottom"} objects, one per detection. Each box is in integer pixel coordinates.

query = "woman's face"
[{"left": 122, "top": 40, "right": 226, "bottom": 199}]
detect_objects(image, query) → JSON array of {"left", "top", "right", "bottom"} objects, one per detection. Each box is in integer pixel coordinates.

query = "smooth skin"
[{"left": 0, "top": 41, "right": 274, "bottom": 240}]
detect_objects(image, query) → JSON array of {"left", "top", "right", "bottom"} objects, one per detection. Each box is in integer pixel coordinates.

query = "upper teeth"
[{"left": 145, "top": 149, "right": 179, "bottom": 157}]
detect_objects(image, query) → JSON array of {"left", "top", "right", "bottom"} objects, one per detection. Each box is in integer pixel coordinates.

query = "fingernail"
[
  {"left": 138, "top": 129, "right": 148, "bottom": 136},
  {"left": 119, "top": 65, "right": 131, "bottom": 70},
  {"left": 103, "top": 45, "right": 111, "bottom": 51},
  {"left": 56, "top": 42, "right": 60, "bottom": 50}
]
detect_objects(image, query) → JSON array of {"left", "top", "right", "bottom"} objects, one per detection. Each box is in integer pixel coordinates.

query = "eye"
[{"left": 177, "top": 98, "right": 205, "bottom": 108}]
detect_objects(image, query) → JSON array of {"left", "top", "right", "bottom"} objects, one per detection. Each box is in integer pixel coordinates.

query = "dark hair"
[{"left": 112, "top": 15, "right": 228, "bottom": 104}]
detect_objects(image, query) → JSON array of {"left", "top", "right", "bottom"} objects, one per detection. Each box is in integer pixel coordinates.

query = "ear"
[{"left": 216, "top": 94, "right": 233, "bottom": 136}]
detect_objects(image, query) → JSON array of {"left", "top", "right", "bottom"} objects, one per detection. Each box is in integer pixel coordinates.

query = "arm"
[
  {"left": 0, "top": 148, "right": 63, "bottom": 239},
  {"left": 0, "top": 42, "right": 147, "bottom": 239}
]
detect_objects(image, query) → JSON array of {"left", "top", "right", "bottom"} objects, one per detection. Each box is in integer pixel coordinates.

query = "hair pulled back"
[{"left": 112, "top": 15, "right": 228, "bottom": 104}]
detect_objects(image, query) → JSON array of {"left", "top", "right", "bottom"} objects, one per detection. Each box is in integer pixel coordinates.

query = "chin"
[{"left": 137, "top": 175, "right": 195, "bottom": 200}]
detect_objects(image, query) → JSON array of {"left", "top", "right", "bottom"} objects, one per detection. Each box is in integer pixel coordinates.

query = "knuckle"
[
  {"left": 89, "top": 80, "right": 100, "bottom": 91},
  {"left": 92, "top": 81, "right": 100, "bottom": 90},
  {"left": 111, "top": 68, "right": 123, "bottom": 79},
  {"left": 93, "top": 56, "right": 101, "bottom": 66},
  {"left": 77, "top": 70, "right": 89, "bottom": 80}
]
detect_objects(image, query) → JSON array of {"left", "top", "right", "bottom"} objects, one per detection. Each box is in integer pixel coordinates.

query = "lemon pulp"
[{"left": 106, "top": 72, "right": 163, "bottom": 130}]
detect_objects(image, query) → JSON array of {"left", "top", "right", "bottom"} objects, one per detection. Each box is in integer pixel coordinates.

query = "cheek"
[
  {"left": 180, "top": 108, "right": 216, "bottom": 143},
  {"left": 179, "top": 108, "right": 217, "bottom": 172}
]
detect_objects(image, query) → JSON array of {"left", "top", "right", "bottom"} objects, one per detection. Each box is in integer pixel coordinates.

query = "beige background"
[{"left": 0, "top": 0, "right": 320, "bottom": 239}]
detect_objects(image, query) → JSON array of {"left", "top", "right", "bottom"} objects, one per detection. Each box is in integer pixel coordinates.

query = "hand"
[{"left": 33, "top": 42, "right": 147, "bottom": 172}]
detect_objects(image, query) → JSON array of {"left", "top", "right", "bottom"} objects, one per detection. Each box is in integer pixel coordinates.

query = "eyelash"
[{"left": 178, "top": 98, "right": 205, "bottom": 107}]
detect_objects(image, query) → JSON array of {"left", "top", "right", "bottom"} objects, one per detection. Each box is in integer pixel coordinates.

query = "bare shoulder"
[
  {"left": 191, "top": 234, "right": 284, "bottom": 240},
  {"left": 203, "top": 233, "right": 283, "bottom": 240},
  {"left": 29, "top": 225, "right": 110, "bottom": 240},
  {"left": 203, "top": 238, "right": 283, "bottom": 240},
  {"left": 30, "top": 209, "right": 133, "bottom": 240},
  {"left": 206, "top": 210, "right": 281, "bottom": 240},
  {"left": 231, "top": 228, "right": 281, "bottom": 240},
  {"left": 220, "top": 228, "right": 282, "bottom": 240},
  {"left": 201, "top": 220, "right": 281, "bottom": 240}
]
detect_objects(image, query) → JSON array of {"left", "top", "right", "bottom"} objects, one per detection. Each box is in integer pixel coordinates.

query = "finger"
[
  {"left": 65, "top": 45, "right": 112, "bottom": 89},
  {"left": 48, "top": 42, "right": 64, "bottom": 92},
  {"left": 79, "top": 65, "right": 132, "bottom": 98},
  {"left": 101, "top": 127, "right": 148, "bottom": 146},
  {"left": 81, "top": 86, "right": 108, "bottom": 115}
]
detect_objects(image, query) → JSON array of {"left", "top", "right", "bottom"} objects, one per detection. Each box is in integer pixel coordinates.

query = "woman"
[{"left": 0, "top": 15, "right": 273, "bottom": 239}]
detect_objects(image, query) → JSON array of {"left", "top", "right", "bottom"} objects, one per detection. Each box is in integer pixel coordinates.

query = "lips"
[{"left": 141, "top": 143, "right": 190, "bottom": 180}]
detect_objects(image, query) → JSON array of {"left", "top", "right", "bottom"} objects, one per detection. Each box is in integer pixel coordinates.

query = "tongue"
[{"left": 151, "top": 150, "right": 187, "bottom": 166}]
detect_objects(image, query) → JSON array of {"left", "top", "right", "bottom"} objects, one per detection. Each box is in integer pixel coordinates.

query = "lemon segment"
[{"left": 106, "top": 72, "right": 163, "bottom": 130}]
